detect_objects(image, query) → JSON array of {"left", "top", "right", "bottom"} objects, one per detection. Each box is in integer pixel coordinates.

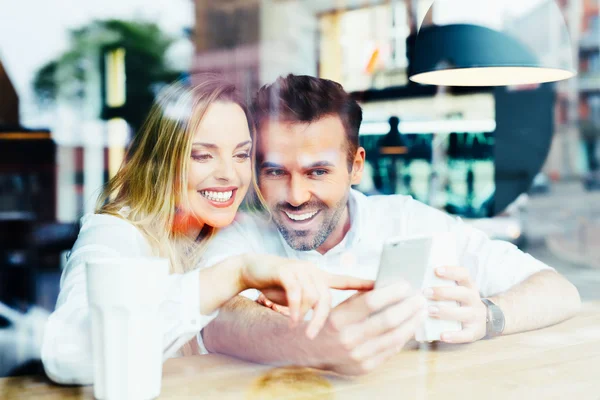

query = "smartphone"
[
  {"left": 376, "top": 235, "right": 434, "bottom": 291},
  {"left": 376, "top": 233, "right": 462, "bottom": 342}
]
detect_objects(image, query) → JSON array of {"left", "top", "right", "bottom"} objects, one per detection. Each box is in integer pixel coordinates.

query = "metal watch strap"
[{"left": 481, "top": 298, "right": 505, "bottom": 338}]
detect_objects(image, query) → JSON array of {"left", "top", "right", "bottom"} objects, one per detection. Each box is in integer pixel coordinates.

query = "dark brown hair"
[{"left": 251, "top": 74, "right": 363, "bottom": 169}]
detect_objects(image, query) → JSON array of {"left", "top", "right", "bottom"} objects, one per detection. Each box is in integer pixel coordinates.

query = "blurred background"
[{"left": 0, "top": 0, "right": 599, "bottom": 378}]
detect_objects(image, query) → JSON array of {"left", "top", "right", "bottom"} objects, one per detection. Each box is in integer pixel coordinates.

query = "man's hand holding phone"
[
  {"left": 307, "top": 281, "right": 425, "bottom": 375},
  {"left": 424, "top": 266, "right": 487, "bottom": 343},
  {"left": 253, "top": 232, "right": 487, "bottom": 374},
  {"left": 258, "top": 281, "right": 425, "bottom": 375}
]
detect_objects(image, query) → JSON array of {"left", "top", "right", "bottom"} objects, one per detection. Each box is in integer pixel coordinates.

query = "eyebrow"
[
  {"left": 192, "top": 140, "right": 252, "bottom": 149},
  {"left": 260, "top": 160, "right": 335, "bottom": 169},
  {"left": 305, "top": 161, "right": 335, "bottom": 168}
]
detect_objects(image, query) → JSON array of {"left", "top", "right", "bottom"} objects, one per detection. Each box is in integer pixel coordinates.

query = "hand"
[
  {"left": 240, "top": 254, "right": 374, "bottom": 339},
  {"left": 424, "top": 266, "right": 487, "bottom": 343},
  {"left": 307, "top": 281, "right": 425, "bottom": 375}
]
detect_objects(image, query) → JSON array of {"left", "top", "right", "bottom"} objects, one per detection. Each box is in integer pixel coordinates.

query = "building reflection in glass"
[{"left": 356, "top": 101, "right": 496, "bottom": 219}]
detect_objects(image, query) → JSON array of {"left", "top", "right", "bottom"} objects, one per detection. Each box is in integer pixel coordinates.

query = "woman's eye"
[
  {"left": 234, "top": 152, "right": 250, "bottom": 160},
  {"left": 192, "top": 153, "right": 212, "bottom": 161}
]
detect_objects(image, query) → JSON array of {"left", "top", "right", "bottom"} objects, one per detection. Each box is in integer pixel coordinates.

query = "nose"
[
  {"left": 213, "top": 156, "right": 236, "bottom": 183},
  {"left": 287, "top": 175, "right": 311, "bottom": 207}
]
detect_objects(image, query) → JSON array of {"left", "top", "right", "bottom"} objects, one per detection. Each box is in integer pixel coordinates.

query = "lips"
[
  {"left": 284, "top": 210, "right": 318, "bottom": 221},
  {"left": 200, "top": 190, "right": 233, "bottom": 202},
  {"left": 281, "top": 209, "right": 321, "bottom": 226},
  {"left": 199, "top": 186, "right": 237, "bottom": 208}
]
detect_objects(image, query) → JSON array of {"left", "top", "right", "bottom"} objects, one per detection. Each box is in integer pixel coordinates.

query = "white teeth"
[
  {"left": 285, "top": 211, "right": 318, "bottom": 221},
  {"left": 200, "top": 190, "right": 233, "bottom": 202}
]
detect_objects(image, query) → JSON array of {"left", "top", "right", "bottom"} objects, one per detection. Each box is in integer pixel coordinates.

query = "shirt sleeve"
[
  {"left": 402, "top": 198, "right": 554, "bottom": 298},
  {"left": 195, "top": 217, "right": 261, "bottom": 354},
  {"left": 41, "top": 215, "right": 217, "bottom": 385}
]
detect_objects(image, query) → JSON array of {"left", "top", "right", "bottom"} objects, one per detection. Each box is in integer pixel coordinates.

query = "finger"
[
  {"left": 279, "top": 269, "right": 301, "bottom": 324},
  {"left": 257, "top": 293, "right": 273, "bottom": 307},
  {"left": 259, "top": 290, "right": 292, "bottom": 315},
  {"left": 295, "top": 270, "right": 319, "bottom": 325},
  {"left": 439, "top": 328, "right": 479, "bottom": 344},
  {"left": 340, "top": 295, "right": 425, "bottom": 346},
  {"left": 359, "top": 333, "right": 410, "bottom": 374},
  {"left": 305, "top": 277, "right": 332, "bottom": 340},
  {"left": 434, "top": 266, "right": 474, "bottom": 288},
  {"left": 428, "top": 304, "right": 474, "bottom": 322},
  {"left": 330, "top": 281, "right": 414, "bottom": 330},
  {"left": 350, "top": 309, "right": 423, "bottom": 370},
  {"left": 327, "top": 274, "right": 375, "bottom": 291},
  {"left": 260, "top": 288, "right": 288, "bottom": 306},
  {"left": 424, "top": 286, "right": 472, "bottom": 304},
  {"left": 273, "top": 304, "right": 291, "bottom": 316},
  {"left": 360, "top": 343, "right": 402, "bottom": 374},
  {"left": 366, "top": 294, "right": 425, "bottom": 338}
]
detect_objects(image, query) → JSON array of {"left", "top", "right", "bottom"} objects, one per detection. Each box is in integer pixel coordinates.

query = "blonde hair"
[{"left": 96, "top": 76, "right": 263, "bottom": 355}]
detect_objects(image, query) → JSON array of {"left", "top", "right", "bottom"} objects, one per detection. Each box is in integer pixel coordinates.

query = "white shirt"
[
  {"left": 41, "top": 213, "right": 217, "bottom": 385},
  {"left": 198, "top": 190, "right": 553, "bottom": 351}
]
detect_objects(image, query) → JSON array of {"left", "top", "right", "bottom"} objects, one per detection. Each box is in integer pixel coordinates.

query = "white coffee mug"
[{"left": 86, "top": 257, "right": 169, "bottom": 400}]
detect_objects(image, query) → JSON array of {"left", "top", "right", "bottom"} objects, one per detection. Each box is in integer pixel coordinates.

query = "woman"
[{"left": 41, "top": 77, "right": 372, "bottom": 385}]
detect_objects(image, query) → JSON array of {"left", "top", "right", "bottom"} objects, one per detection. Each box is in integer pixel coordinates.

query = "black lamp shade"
[{"left": 409, "top": 24, "right": 575, "bottom": 86}]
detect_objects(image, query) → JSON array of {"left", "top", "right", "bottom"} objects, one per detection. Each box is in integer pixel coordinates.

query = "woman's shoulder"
[
  {"left": 79, "top": 210, "right": 136, "bottom": 232},
  {"left": 73, "top": 213, "right": 149, "bottom": 253},
  {"left": 75, "top": 211, "right": 148, "bottom": 249}
]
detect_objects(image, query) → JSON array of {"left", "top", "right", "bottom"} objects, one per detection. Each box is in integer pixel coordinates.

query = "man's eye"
[
  {"left": 264, "top": 169, "right": 285, "bottom": 177},
  {"left": 310, "top": 169, "right": 328, "bottom": 177},
  {"left": 192, "top": 153, "right": 212, "bottom": 161}
]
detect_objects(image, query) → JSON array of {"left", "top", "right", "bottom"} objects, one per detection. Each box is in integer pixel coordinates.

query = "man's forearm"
[
  {"left": 202, "top": 296, "right": 317, "bottom": 366},
  {"left": 490, "top": 270, "right": 581, "bottom": 335}
]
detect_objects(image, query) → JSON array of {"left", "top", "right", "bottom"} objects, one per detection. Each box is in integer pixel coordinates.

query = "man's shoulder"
[
  {"left": 355, "top": 190, "right": 415, "bottom": 215},
  {"left": 215, "top": 210, "right": 277, "bottom": 240},
  {"left": 353, "top": 191, "right": 451, "bottom": 236},
  {"left": 201, "top": 211, "right": 281, "bottom": 267}
]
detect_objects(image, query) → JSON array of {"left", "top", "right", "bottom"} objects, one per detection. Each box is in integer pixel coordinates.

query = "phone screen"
[{"left": 375, "top": 236, "right": 433, "bottom": 290}]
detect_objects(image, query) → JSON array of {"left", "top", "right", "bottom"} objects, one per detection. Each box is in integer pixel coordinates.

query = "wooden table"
[{"left": 2, "top": 302, "right": 600, "bottom": 399}]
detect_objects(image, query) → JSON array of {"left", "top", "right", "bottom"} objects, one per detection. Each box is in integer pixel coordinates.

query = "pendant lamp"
[{"left": 409, "top": 0, "right": 576, "bottom": 86}]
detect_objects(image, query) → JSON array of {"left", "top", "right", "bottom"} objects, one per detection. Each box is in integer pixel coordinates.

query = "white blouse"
[{"left": 41, "top": 212, "right": 217, "bottom": 385}]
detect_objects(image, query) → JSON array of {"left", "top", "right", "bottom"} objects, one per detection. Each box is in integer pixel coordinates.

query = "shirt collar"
[{"left": 345, "top": 189, "right": 365, "bottom": 247}]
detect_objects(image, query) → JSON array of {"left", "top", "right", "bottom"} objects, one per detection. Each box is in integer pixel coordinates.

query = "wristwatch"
[{"left": 481, "top": 298, "right": 505, "bottom": 338}]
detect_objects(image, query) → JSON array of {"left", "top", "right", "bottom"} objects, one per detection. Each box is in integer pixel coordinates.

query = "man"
[
  {"left": 580, "top": 118, "right": 599, "bottom": 175},
  {"left": 198, "top": 74, "right": 581, "bottom": 375}
]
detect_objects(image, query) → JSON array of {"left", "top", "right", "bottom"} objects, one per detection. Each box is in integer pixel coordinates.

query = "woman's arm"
[
  {"left": 197, "top": 255, "right": 245, "bottom": 316},
  {"left": 198, "top": 253, "right": 375, "bottom": 339}
]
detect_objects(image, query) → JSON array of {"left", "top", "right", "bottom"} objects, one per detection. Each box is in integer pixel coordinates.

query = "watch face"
[
  {"left": 491, "top": 311, "right": 505, "bottom": 333},
  {"left": 483, "top": 299, "right": 505, "bottom": 336}
]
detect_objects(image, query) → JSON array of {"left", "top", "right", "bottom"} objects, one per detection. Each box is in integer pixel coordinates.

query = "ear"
[{"left": 350, "top": 147, "right": 365, "bottom": 185}]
